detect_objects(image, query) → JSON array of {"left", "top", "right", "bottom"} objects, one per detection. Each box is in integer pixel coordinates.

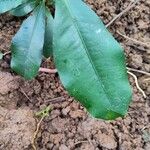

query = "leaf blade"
[
  {"left": 11, "top": 2, "right": 46, "bottom": 80},
  {"left": 0, "top": 0, "right": 28, "bottom": 14},
  {"left": 53, "top": 0, "right": 132, "bottom": 120},
  {"left": 43, "top": 8, "right": 53, "bottom": 58},
  {"left": 9, "top": 0, "right": 37, "bottom": 17}
]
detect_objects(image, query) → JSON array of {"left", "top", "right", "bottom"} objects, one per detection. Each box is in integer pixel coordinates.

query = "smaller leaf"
[
  {"left": 9, "top": 0, "right": 37, "bottom": 17},
  {"left": 43, "top": 8, "right": 53, "bottom": 58},
  {"left": 0, "top": 0, "right": 28, "bottom": 14},
  {"left": 0, "top": 52, "right": 3, "bottom": 60},
  {"left": 36, "top": 106, "right": 51, "bottom": 118},
  {"left": 11, "top": 2, "right": 46, "bottom": 80}
]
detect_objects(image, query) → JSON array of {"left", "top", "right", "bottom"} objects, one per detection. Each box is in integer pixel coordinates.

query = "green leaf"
[
  {"left": 43, "top": 8, "right": 53, "bottom": 58},
  {"left": 0, "top": 52, "right": 3, "bottom": 60},
  {"left": 0, "top": 0, "right": 28, "bottom": 14},
  {"left": 9, "top": 0, "right": 37, "bottom": 17},
  {"left": 53, "top": 0, "right": 132, "bottom": 120},
  {"left": 36, "top": 106, "right": 51, "bottom": 117},
  {"left": 11, "top": 2, "right": 46, "bottom": 80}
]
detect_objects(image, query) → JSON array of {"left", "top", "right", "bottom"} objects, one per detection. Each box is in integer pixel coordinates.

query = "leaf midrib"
[{"left": 63, "top": 0, "right": 112, "bottom": 107}]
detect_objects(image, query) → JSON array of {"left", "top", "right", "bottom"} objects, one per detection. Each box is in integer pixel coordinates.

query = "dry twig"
[
  {"left": 117, "top": 31, "right": 150, "bottom": 48},
  {"left": 45, "top": 97, "right": 66, "bottom": 104},
  {"left": 20, "top": 88, "right": 32, "bottom": 101},
  {"left": 106, "top": 0, "right": 140, "bottom": 27},
  {"left": 127, "top": 67, "right": 150, "bottom": 76},
  {"left": 74, "top": 140, "right": 89, "bottom": 146},
  {"left": 143, "top": 78, "right": 150, "bottom": 82},
  {"left": 127, "top": 71, "right": 146, "bottom": 98},
  {"left": 39, "top": 67, "right": 57, "bottom": 73},
  {"left": 3, "top": 51, "right": 11, "bottom": 56},
  {"left": 32, "top": 116, "right": 45, "bottom": 150},
  {"left": 32, "top": 106, "right": 51, "bottom": 150}
]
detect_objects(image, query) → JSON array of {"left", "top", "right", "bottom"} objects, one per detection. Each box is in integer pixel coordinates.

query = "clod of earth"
[{"left": 0, "top": 106, "right": 36, "bottom": 149}]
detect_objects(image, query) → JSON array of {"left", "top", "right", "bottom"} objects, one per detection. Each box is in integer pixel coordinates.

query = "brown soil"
[
  {"left": 0, "top": 0, "right": 150, "bottom": 150},
  {"left": 0, "top": 106, "right": 36, "bottom": 150}
]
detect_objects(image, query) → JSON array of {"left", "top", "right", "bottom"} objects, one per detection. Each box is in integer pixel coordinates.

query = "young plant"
[{"left": 0, "top": 0, "right": 132, "bottom": 120}]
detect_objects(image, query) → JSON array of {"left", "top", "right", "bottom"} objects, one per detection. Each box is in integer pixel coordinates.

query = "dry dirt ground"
[{"left": 0, "top": 0, "right": 150, "bottom": 150}]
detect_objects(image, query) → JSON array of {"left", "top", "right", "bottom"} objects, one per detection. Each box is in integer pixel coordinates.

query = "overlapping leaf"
[
  {"left": 0, "top": 0, "right": 28, "bottom": 14},
  {"left": 53, "top": 0, "right": 132, "bottom": 120},
  {"left": 43, "top": 8, "right": 53, "bottom": 58},
  {"left": 9, "top": 0, "right": 37, "bottom": 17},
  {"left": 11, "top": 2, "right": 46, "bottom": 80}
]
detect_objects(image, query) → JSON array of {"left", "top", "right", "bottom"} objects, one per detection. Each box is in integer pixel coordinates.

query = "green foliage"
[
  {"left": 0, "top": 0, "right": 132, "bottom": 120},
  {"left": 36, "top": 106, "right": 51, "bottom": 118},
  {"left": 0, "top": 0, "right": 29, "bottom": 14},
  {"left": 11, "top": 1, "right": 46, "bottom": 79},
  {"left": 43, "top": 8, "right": 53, "bottom": 58},
  {"left": 53, "top": 0, "right": 132, "bottom": 120},
  {"left": 9, "top": 0, "right": 37, "bottom": 17}
]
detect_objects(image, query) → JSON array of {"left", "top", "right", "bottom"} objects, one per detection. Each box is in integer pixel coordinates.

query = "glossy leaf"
[
  {"left": 9, "top": 0, "right": 37, "bottom": 17},
  {"left": 0, "top": 0, "right": 28, "bottom": 14},
  {"left": 11, "top": 2, "right": 46, "bottom": 80},
  {"left": 53, "top": 0, "right": 132, "bottom": 120},
  {"left": 43, "top": 8, "right": 53, "bottom": 58}
]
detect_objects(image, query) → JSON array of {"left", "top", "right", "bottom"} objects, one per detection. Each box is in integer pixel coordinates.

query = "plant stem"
[{"left": 39, "top": 67, "right": 57, "bottom": 73}]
